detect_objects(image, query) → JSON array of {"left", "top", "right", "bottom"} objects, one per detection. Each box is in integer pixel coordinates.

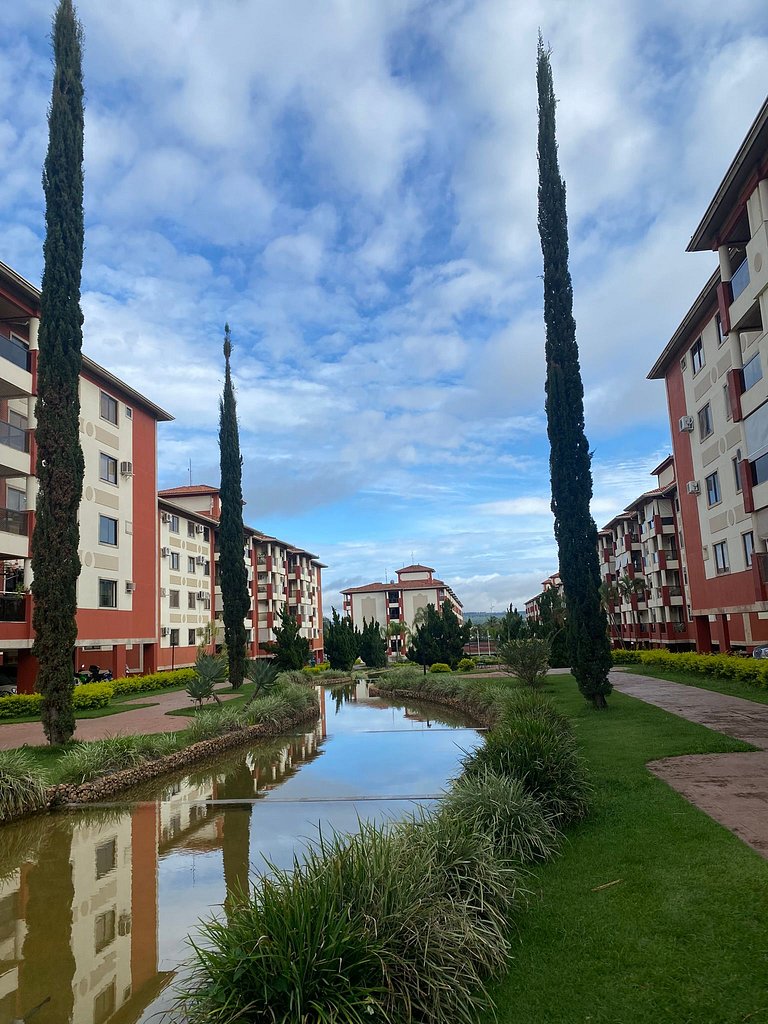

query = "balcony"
[
  {"left": 0, "top": 593, "right": 26, "bottom": 621},
  {"left": 0, "top": 336, "right": 33, "bottom": 399},
  {"left": 0, "top": 419, "right": 31, "bottom": 478},
  {"left": 0, "top": 508, "right": 28, "bottom": 559},
  {"left": 731, "top": 256, "right": 750, "bottom": 301}
]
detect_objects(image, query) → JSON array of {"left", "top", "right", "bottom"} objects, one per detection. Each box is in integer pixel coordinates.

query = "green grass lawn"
[
  {"left": 164, "top": 681, "right": 258, "bottom": 718},
  {"left": 486, "top": 675, "right": 768, "bottom": 1024},
  {"left": 617, "top": 663, "right": 768, "bottom": 705}
]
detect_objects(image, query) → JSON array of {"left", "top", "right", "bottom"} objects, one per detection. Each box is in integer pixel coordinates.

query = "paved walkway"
[
  {"left": 612, "top": 669, "right": 768, "bottom": 858},
  {"left": 0, "top": 687, "right": 240, "bottom": 749}
]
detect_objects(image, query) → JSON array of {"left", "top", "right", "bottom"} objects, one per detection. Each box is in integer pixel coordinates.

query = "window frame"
[
  {"left": 187, "top": 521, "right": 195, "bottom": 538},
  {"left": 188, "top": 591, "right": 196, "bottom": 610},
  {"left": 691, "top": 337, "right": 705, "bottom": 375},
  {"left": 698, "top": 403, "right": 713, "bottom": 440},
  {"left": 742, "top": 353, "right": 764, "bottom": 392},
  {"left": 743, "top": 531, "right": 755, "bottom": 568},
  {"left": 99, "top": 391, "right": 118, "bottom": 426},
  {"left": 169, "top": 515, "right": 179, "bottom": 534},
  {"left": 705, "top": 470, "right": 721, "bottom": 508},
  {"left": 716, "top": 312, "right": 727, "bottom": 346},
  {"left": 98, "top": 514, "right": 118, "bottom": 547},
  {"left": 713, "top": 540, "right": 730, "bottom": 575},
  {"left": 188, "top": 628, "right": 196, "bottom": 646},
  {"left": 169, "top": 628, "right": 180, "bottom": 647},
  {"left": 187, "top": 556, "right": 196, "bottom": 574},
  {"left": 169, "top": 589, "right": 180, "bottom": 609},
  {"left": 99, "top": 452, "right": 118, "bottom": 486},
  {"left": 169, "top": 551, "right": 180, "bottom": 571},
  {"left": 98, "top": 578, "right": 117, "bottom": 609}
]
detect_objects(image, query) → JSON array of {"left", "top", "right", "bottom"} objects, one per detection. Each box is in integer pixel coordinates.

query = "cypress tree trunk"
[
  {"left": 31, "top": 0, "right": 86, "bottom": 744},
  {"left": 536, "top": 39, "right": 612, "bottom": 710},
  {"left": 218, "top": 325, "right": 250, "bottom": 688}
]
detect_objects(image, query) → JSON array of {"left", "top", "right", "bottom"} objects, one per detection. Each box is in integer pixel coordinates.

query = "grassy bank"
[
  {"left": 485, "top": 675, "right": 767, "bottom": 1024},
  {"left": 616, "top": 663, "right": 768, "bottom": 705}
]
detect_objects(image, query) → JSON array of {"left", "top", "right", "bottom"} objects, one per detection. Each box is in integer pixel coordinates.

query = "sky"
[{"left": 1, "top": 1, "right": 767, "bottom": 616}]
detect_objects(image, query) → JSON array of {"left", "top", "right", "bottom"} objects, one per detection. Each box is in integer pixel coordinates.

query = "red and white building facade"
[{"left": 0, "top": 262, "right": 325, "bottom": 691}]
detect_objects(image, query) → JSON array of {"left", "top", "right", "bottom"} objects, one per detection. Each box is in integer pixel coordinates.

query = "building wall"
[{"left": 157, "top": 507, "right": 214, "bottom": 670}]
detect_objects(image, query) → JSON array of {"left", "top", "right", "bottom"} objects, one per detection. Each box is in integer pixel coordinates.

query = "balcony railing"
[
  {"left": 0, "top": 593, "right": 26, "bottom": 621},
  {"left": 0, "top": 508, "right": 27, "bottom": 535},
  {"left": 0, "top": 335, "right": 31, "bottom": 372},
  {"left": 731, "top": 256, "right": 750, "bottom": 301},
  {"left": 0, "top": 419, "right": 29, "bottom": 453}
]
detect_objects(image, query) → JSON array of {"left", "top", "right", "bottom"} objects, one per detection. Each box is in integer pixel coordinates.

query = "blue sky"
[{"left": 1, "top": 1, "right": 767, "bottom": 614}]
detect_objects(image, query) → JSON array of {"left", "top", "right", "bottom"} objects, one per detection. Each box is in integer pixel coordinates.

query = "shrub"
[
  {"left": 72, "top": 682, "right": 114, "bottom": 709},
  {"left": 55, "top": 735, "right": 156, "bottom": 785},
  {"left": 443, "top": 769, "right": 561, "bottom": 863},
  {"left": 498, "top": 636, "right": 551, "bottom": 688},
  {"left": 301, "top": 661, "right": 331, "bottom": 674},
  {"left": 275, "top": 670, "right": 309, "bottom": 687},
  {"left": 457, "top": 657, "right": 476, "bottom": 673},
  {"left": 187, "top": 653, "right": 227, "bottom": 707},
  {"left": 111, "top": 668, "right": 196, "bottom": 696},
  {"left": 245, "top": 658, "right": 278, "bottom": 697},
  {"left": 0, "top": 681, "right": 113, "bottom": 719},
  {"left": 184, "top": 708, "right": 239, "bottom": 745},
  {"left": 0, "top": 693, "right": 43, "bottom": 719},
  {"left": 0, "top": 750, "right": 48, "bottom": 819},
  {"left": 429, "top": 662, "right": 452, "bottom": 673},
  {"left": 610, "top": 648, "right": 768, "bottom": 690},
  {"left": 463, "top": 716, "right": 590, "bottom": 823}
]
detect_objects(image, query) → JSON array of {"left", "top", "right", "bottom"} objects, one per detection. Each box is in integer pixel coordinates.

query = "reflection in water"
[{"left": 0, "top": 687, "right": 479, "bottom": 1024}]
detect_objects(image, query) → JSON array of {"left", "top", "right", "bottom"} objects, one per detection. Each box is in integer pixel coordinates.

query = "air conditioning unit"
[
  {"left": 120, "top": 461, "right": 133, "bottom": 476},
  {"left": 196, "top": 590, "right": 207, "bottom": 600},
  {"left": 160, "top": 587, "right": 167, "bottom": 597},
  {"left": 686, "top": 480, "right": 701, "bottom": 495},
  {"left": 195, "top": 555, "right": 206, "bottom": 565},
  {"left": 161, "top": 546, "right": 170, "bottom": 558},
  {"left": 195, "top": 524, "right": 205, "bottom": 534},
  {"left": 679, "top": 415, "right": 694, "bottom": 432},
  {"left": 161, "top": 512, "right": 171, "bottom": 523},
  {"left": 125, "top": 581, "right": 136, "bottom": 593},
  {"left": 160, "top": 626, "right": 168, "bottom": 637}
]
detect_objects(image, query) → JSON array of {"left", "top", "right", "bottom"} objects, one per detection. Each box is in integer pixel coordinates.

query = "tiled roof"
[
  {"left": 158, "top": 484, "right": 219, "bottom": 496},
  {"left": 342, "top": 578, "right": 449, "bottom": 596},
  {"left": 624, "top": 487, "right": 665, "bottom": 511},
  {"left": 397, "top": 563, "right": 435, "bottom": 574}
]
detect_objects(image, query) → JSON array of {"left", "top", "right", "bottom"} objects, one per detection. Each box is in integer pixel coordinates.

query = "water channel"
[{"left": 0, "top": 682, "right": 481, "bottom": 1024}]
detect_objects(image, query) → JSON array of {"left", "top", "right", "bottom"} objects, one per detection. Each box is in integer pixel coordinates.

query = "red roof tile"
[{"left": 158, "top": 484, "right": 219, "bottom": 496}]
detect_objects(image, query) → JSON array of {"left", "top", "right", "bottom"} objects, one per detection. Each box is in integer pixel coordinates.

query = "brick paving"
[
  {"left": 0, "top": 686, "right": 240, "bottom": 750},
  {"left": 612, "top": 669, "right": 768, "bottom": 859}
]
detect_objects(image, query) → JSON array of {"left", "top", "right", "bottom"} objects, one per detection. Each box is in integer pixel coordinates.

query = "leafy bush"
[
  {"left": 443, "top": 769, "right": 561, "bottom": 863},
  {"left": 0, "top": 682, "right": 113, "bottom": 719},
  {"left": 0, "top": 750, "right": 48, "bottom": 819},
  {"left": 245, "top": 658, "right": 278, "bottom": 697},
  {"left": 611, "top": 648, "right": 768, "bottom": 689},
  {"left": 457, "top": 657, "right": 476, "bottom": 672},
  {"left": 0, "top": 693, "right": 43, "bottom": 719},
  {"left": 72, "top": 682, "right": 114, "bottom": 709},
  {"left": 301, "top": 661, "right": 331, "bottom": 674},
  {"left": 184, "top": 707, "right": 239, "bottom": 745},
  {"left": 111, "top": 668, "right": 196, "bottom": 696},
  {"left": 498, "top": 636, "right": 551, "bottom": 688},
  {"left": 275, "top": 669, "right": 310, "bottom": 687},
  {"left": 56, "top": 736, "right": 156, "bottom": 785},
  {"left": 429, "top": 662, "right": 452, "bottom": 674},
  {"left": 187, "top": 653, "right": 227, "bottom": 707}
]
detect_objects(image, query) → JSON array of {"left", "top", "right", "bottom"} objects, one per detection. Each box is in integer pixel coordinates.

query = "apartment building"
[
  {"left": 648, "top": 96, "right": 768, "bottom": 652},
  {"left": 0, "top": 261, "right": 173, "bottom": 692},
  {"left": 157, "top": 485, "right": 325, "bottom": 665},
  {"left": 341, "top": 564, "right": 463, "bottom": 656},
  {"left": 524, "top": 572, "right": 562, "bottom": 623}
]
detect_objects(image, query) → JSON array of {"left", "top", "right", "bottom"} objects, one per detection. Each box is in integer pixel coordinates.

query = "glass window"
[
  {"left": 705, "top": 471, "right": 721, "bottom": 507},
  {"left": 94, "top": 981, "right": 116, "bottom": 1024},
  {"left": 724, "top": 384, "right": 732, "bottom": 422},
  {"left": 170, "top": 551, "right": 180, "bottom": 571},
  {"left": 734, "top": 455, "right": 743, "bottom": 493},
  {"left": 204, "top": 560, "right": 210, "bottom": 576},
  {"left": 743, "top": 531, "right": 755, "bottom": 568},
  {"left": 188, "top": 628, "right": 196, "bottom": 646},
  {"left": 743, "top": 354, "right": 764, "bottom": 392},
  {"left": 99, "top": 453, "right": 117, "bottom": 485},
  {"left": 753, "top": 453, "right": 768, "bottom": 486},
  {"left": 94, "top": 909, "right": 116, "bottom": 953},
  {"left": 713, "top": 541, "right": 730, "bottom": 574},
  {"left": 170, "top": 628, "right": 180, "bottom": 646},
  {"left": 98, "top": 579, "right": 117, "bottom": 608},
  {"left": 7, "top": 486, "right": 26, "bottom": 512},
  {"left": 698, "top": 403, "right": 713, "bottom": 440},
  {"left": 188, "top": 591, "right": 196, "bottom": 609},
  {"left": 188, "top": 556, "right": 196, "bottom": 574},
  {"left": 169, "top": 590, "right": 180, "bottom": 609},
  {"left": 98, "top": 515, "right": 118, "bottom": 546},
  {"left": 691, "top": 337, "right": 704, "bottom": 374},
  {"left": 95, "top": 838, "right": 116, "bottom": 879},
  {"left": 187, "top": 521, "right": 195, "bottom": 538},
  {"left": 203, "top": 526, "right": 210, "bottom": 541},
  {"left": 169, "top": 515, "right": 179, "bottom": 533},
  {"left": 100, "top": 391, "right": 118, "bottom": 425},
  {"left": 716, "top": 313, "right": 726, "bottom": 346}
]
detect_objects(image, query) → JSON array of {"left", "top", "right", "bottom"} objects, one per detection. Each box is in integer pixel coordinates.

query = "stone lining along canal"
[{"left": 0, "top": 681, "right": 481, "bottom": 1024}]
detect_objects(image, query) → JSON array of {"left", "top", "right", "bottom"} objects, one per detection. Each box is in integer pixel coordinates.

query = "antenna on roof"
[{"left": 188, "top": 459, "right": 192, "bottom": 486}]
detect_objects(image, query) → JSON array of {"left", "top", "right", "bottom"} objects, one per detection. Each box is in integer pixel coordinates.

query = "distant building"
[
  {"left": 524, "top": 573, "right": 562, "bottom": 623},
  {"left": 341, "top": 564, "right": 462, "bottom": 656}
]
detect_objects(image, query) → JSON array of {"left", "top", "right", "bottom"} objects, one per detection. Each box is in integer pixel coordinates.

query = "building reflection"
[{"left": 0, "top": 721, "right": 324, "bottom": 1024}]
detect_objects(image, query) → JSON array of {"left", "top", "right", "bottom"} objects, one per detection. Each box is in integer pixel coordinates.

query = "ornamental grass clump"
[
  {"left": 443, "top": 768, "right": 561, "bottom": 864},
  {"left": 0, "top": 750, "right": 48, "bottom": 819},
  {"left": 55, "top": 735, "right": 153, "bottom": 785},
  {"left": 462, "top": 715, "right": 590, "bottom": 824}
]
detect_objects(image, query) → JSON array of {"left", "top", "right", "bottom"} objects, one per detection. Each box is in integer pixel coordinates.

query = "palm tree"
[
  {"left": 599, "top": 581, "right": 624, "bottom": 649},
  {"left": 617, "top": 573, "right": 647, "bottom": 646},
  {"left": 385, "top": 619, "right": 410, "bottom": 657}
]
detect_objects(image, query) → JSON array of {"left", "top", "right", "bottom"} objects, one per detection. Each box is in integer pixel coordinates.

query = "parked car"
[
  {"left": 752, "top": 646, "right": 768, "bottom": 659},
  {"left": 0, "top": 684, "right": 16, "bottom": 697}
]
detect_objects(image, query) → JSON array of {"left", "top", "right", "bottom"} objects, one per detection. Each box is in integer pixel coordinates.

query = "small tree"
[
  {"left": 498, "top": 637, "right": 551, "bottom": 688},
  {"left": 244, "top": 659, "right": 278, "bottom": 699},
  {"left": 324, "top": 608, "right": 358, "bottom": 670},
  {"left": 267, "top": 605, "right": 310, "bottom": 671},
  {"left": 187, "top": 652, "right": 226, "bottom": 707},
  {"left": 359, "top": 619, "right": 387, "bottom": 668},
  {"left": 408, "top": 600, "right": 470, "bottom": 669}
]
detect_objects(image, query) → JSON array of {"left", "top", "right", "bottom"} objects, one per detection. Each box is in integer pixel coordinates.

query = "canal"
[{"left": 0, "top": 682, "right": 481, "bottom": 1024}]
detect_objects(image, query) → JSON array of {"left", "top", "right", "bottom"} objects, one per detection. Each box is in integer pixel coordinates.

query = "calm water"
[{"left": 0, "top": 682, "right": 480, "bottom": 1024}]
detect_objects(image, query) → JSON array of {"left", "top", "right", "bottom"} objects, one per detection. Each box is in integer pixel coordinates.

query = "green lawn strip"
[
  {"left": 486, "top": 676, "right": 768, "bottom": 1024},
  {"left": 164, "top": 681, "right": 258, "bottom": 718},
  {"left": 0, "top": 700, "right": 160, "bottom": 725},
  {"left": 617, "top": 663, "right": 768, "bottom": 705}
]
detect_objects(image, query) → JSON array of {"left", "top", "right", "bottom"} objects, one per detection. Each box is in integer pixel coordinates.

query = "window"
[
  {"left": 188, "top": 628, "right": 196, "bottom": 646},
  {"left": 169, "top": 589, "right": 180, "bottom": 609},
  {"left": 95, "top": 838, "right": 116, "bottom": 879},
  {"left": 99, "top": 452, "right": 117, "bottom": 485},
  {"left": 753, "top": 453, "right": 768, "bottom": 486},
  {"left": 94, "top": 909, "right": 116, "bottom": 953},
  {"left": 188, "top": 591, "right": 196, "bottom": 610},
  {"left": 7, "top": 486, "right": 25, "bottom": 512},
  {"left": 743, "top": 353, "right": 764, "bottom": 391},
  {"left": 125, "top": 406, "right": 133, "bottom": 419},
  {"left": 98, "top": 579, "right": 117, "bottom": 608},
  {"left": 187, "top": 521, "right": 195, "bottom": 538},
  {"left": 724, "top": 384, "right": 732, "bottom": 422},
  {"left": 169, "top": 515, "right": 179, "bottom": 533},
  {"left": 734, "top": 454, "right": 743, "bottom": 493},
  {"left": 188, "top": 556, "right": 196, "bottom": 574},
  {"left": 698, "top": 403, "right": 713, "bottom": 440},
  {"left": 705, "top": 471, "right": 721, "bottom": 507},
  {"left": 713, "top": 541, "right": 730, "bottom": 575},
  {"left": 100, "top": 391, "right": 118, "bottom": 425},
  {"left": 94, "top": 981, "right": 116, "bottom": 1024},
  {"left": 203, "top": 526, "right": 210, "bottom": 541},
  {"left": 98, "top": 514, "right": 118, "bottom": 546},
  {"left": 170, "top": 628, "right": 180, "bottom": 646},
  {"left": 691, "top": 337, "right": 704, "bottom": 374},
  {"left": 204, "top": 560, "right": 210, "bottom": 576},
  {"left": 716, "top": 312, "right": 726, "bottom": 346},
  {"left": 170, "top": 551, "right": 180, "bottom": 571},
  {"left": 743, "top": 531, "right": 755, "bottom": 568}
]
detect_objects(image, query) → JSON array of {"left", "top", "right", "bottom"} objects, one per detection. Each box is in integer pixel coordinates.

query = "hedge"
[
  {"left": 111, "top": 668, "right": 195, "bottom": 696},
  {"left": 612, "top": 648, "right": 768, "bottom": 689},
  {"left": 0, "top": 682, "right": 113, "bottom": 720}
]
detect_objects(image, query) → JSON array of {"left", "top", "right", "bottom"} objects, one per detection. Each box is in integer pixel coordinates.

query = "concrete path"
[
  {"left": 612, "top": 669, "right": 768, "bottom": 859},
  {"left": 0, "top": 686, "right": 240, "bottom": 749}
]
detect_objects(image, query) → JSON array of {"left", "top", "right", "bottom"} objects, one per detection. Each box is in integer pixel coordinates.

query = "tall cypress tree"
[
  {"left": 31, "top": 0, "right": 86, "bottom": 744},
  {"left": 218, "top": 325, "right": 250, "bottom": 689},
  {"left": 536, "top": 38, "right": 612, "bottom": 709}
]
